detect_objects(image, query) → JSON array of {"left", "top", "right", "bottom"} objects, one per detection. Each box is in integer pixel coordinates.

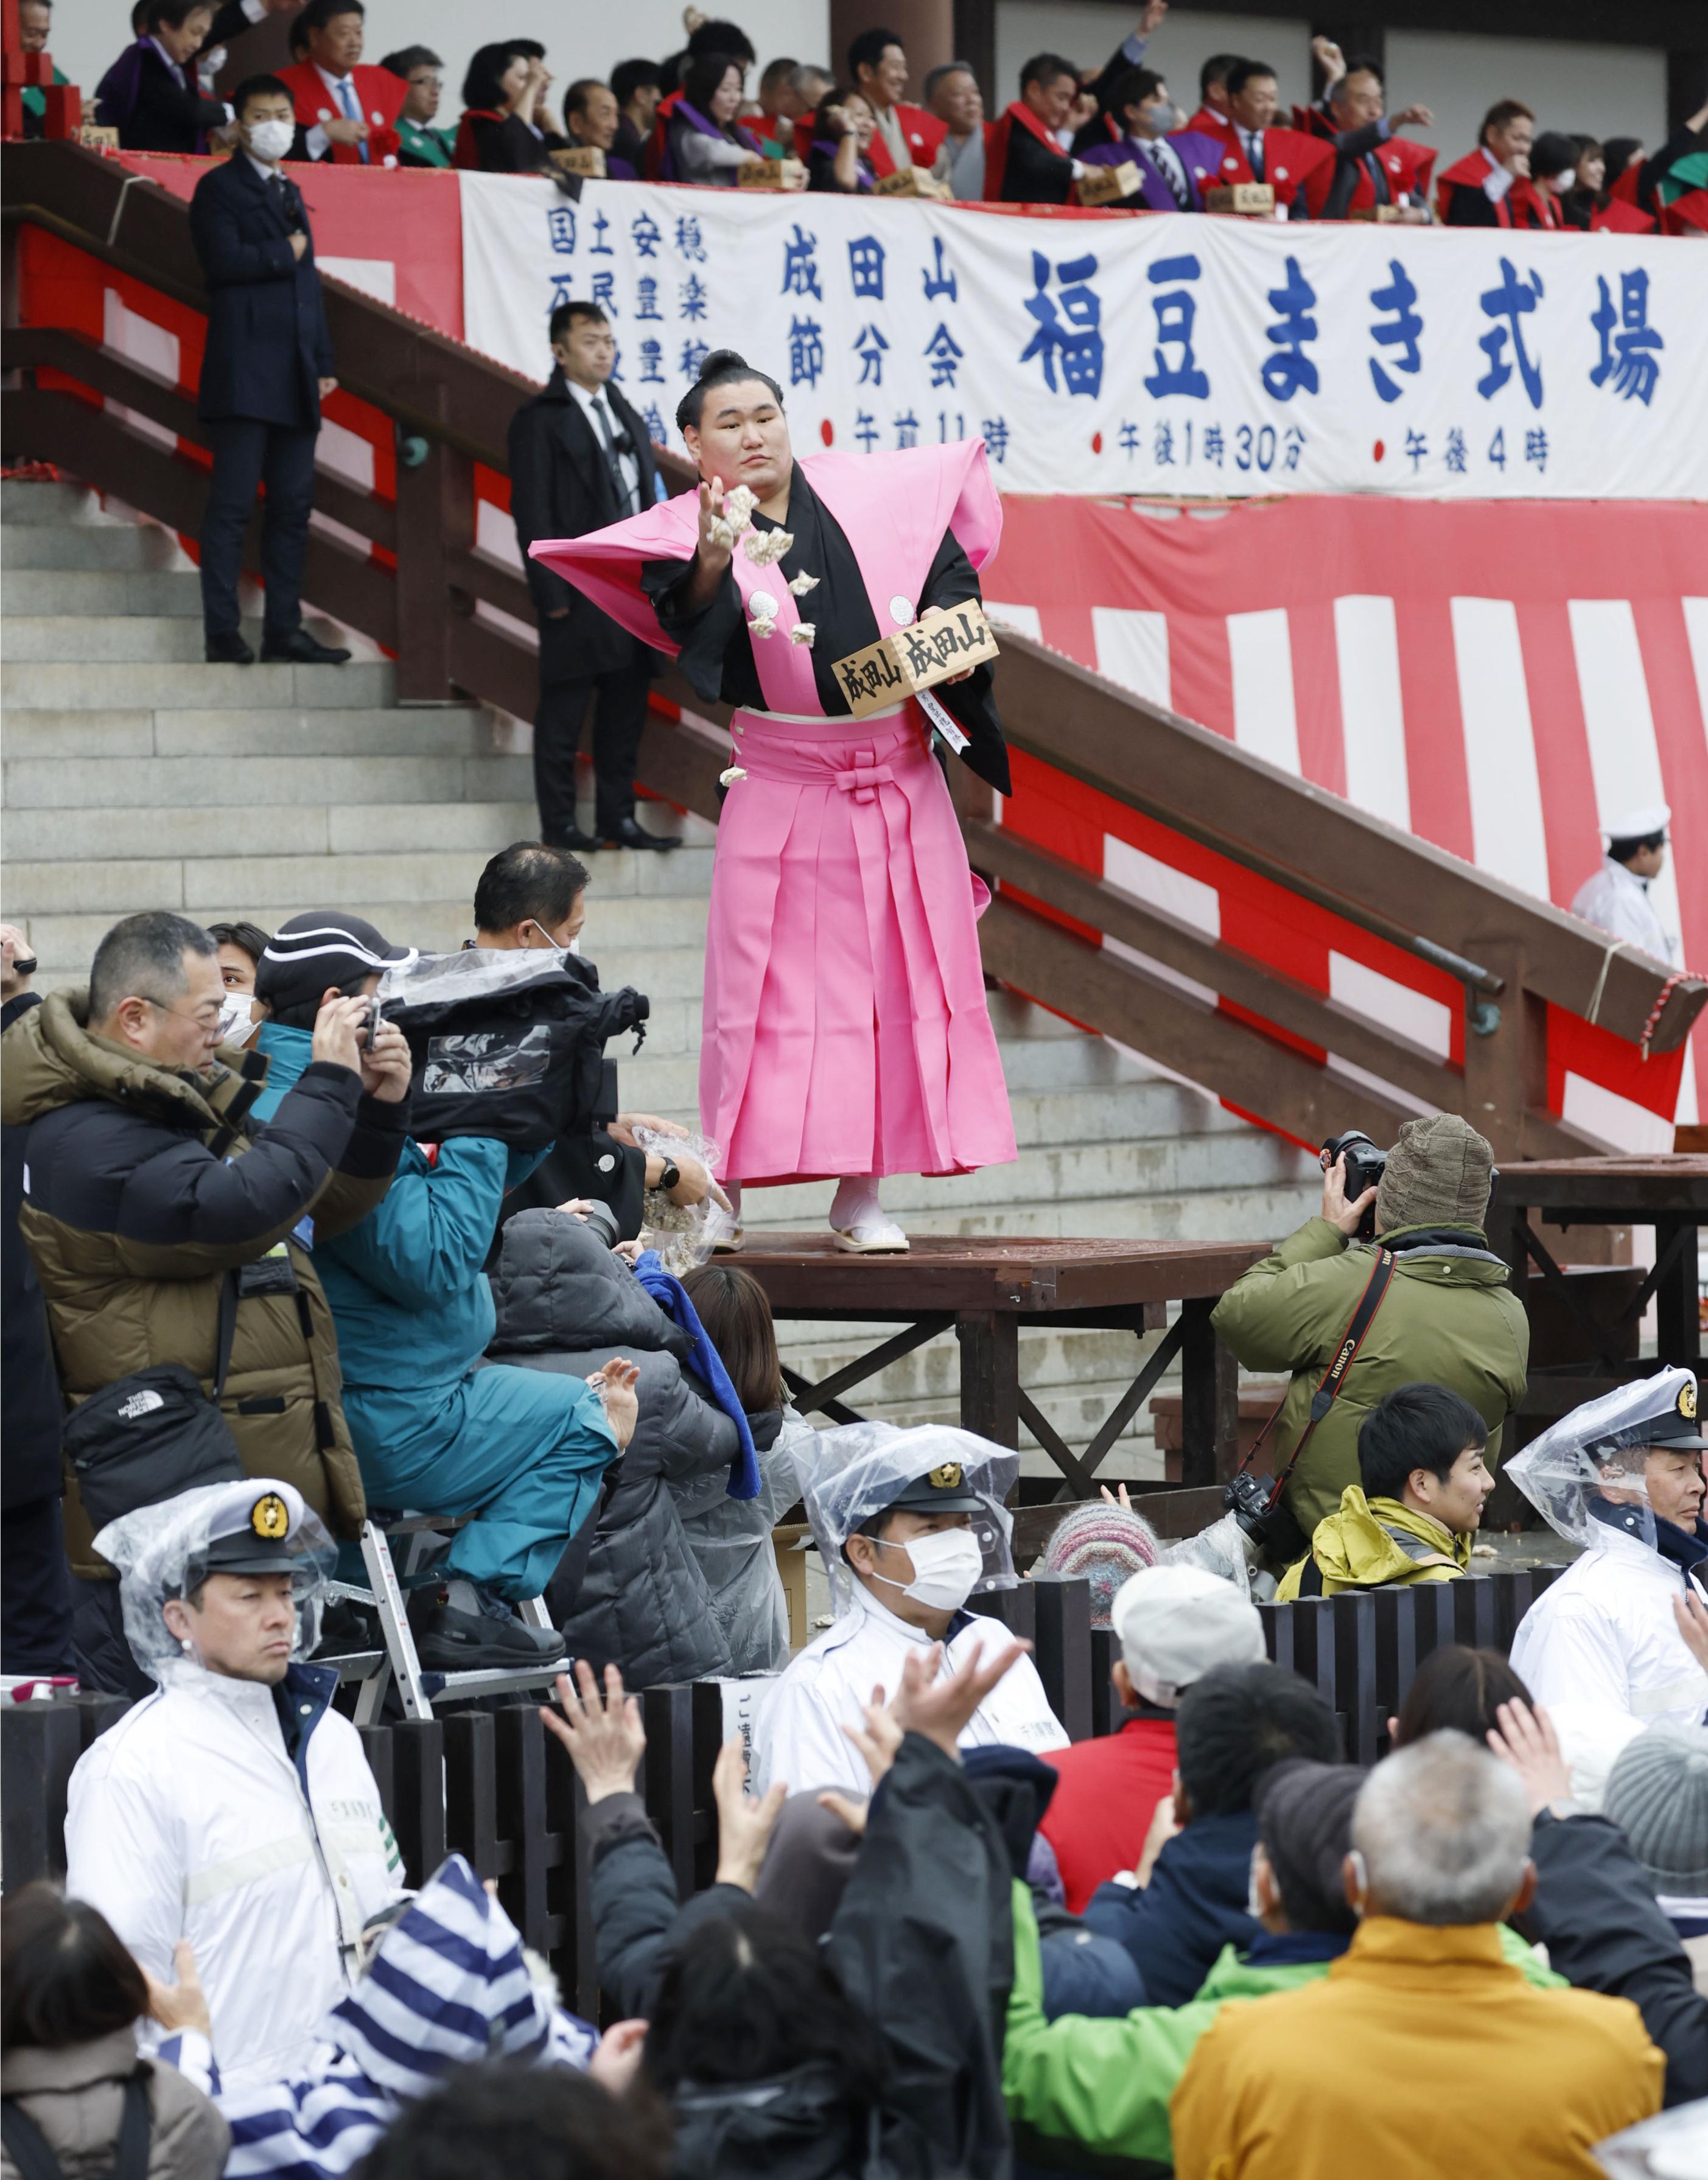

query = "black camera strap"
[{"left": 1236, "top": 1246, "right": 1398, "bottom": 1512}]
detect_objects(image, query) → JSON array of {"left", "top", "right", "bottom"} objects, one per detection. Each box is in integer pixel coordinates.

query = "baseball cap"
[
  {"left": 1110, "top": 1562, "right": 1267, "bottom": 1706},
  {"left": 254, "top": 911, "right": 415, "bottom": 1013}
]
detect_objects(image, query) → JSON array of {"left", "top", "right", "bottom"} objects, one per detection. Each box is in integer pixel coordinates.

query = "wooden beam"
[{"left": 993, "top": 634, "right": 1706, "bottom": 1055}]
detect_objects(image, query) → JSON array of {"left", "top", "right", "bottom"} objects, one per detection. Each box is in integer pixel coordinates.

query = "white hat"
[
  {"left": 1109, "top": 1562, "right": 1267, "bottom": 1706},
  {"left": 1603, "top": 803, "right": 1670, "bottom": 842}
]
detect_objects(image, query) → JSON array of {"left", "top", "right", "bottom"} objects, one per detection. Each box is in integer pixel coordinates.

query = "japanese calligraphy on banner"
[{"left": 460, "top": 175, "right": 1707, "bottom": 501}]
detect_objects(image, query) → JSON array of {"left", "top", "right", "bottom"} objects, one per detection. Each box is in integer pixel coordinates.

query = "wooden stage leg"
[
  {"left": 957, "top": 1311, "right": 1020, "bottom": 1448},
  {"left": 1654, "top": 1216, "right": 1702, "bottom": 1367},
  {"left": 1179, "top": 1298, "right": 1240, "bottom": 1487}
]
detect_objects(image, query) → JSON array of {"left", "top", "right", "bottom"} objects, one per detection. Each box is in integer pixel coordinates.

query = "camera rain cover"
[
  {"left": 1505, "top": 1366, "right": 1701, "bottom": 1551},
  {"left": 380, "top": 949, "right": 649, "bottom": 1152}
]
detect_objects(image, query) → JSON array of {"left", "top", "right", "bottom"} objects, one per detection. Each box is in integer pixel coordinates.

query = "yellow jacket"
[
  {"left": 1170, "top": 1916, "right": 1662, "bottom": 2179},
  {"left": 1276, "top": 1487, "right": 1469, "bottom": 1601}
]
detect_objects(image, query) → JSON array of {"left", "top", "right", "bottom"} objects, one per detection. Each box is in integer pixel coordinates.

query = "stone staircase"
[{"left": 1, "top": 480, "right": 1318, "bottom": 1478}]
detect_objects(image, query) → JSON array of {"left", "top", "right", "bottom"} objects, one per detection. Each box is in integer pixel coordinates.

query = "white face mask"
[
  {"left": 247, "top": 117, "right": 296, "bottom": 162},
  {"left": 216, "top": 991, "right": 259, "bottom": 1045},
  {"left": 867, "top": 1527, "right": 985, "bottom": 1613},
  {"left": 523, "top": 919, "right": 581, "bottom": 959}
]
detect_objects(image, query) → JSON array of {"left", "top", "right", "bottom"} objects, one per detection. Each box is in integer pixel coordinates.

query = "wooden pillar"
[
  {"left": 957, "top": 1310, "right": 1020, "bottom": 1447},
  {"left": 1459, "top": 940, "right": 1545, "bottom": 1164},
  {"left": 1178, "top": 1298, "right": 1239, "bottom": 1487},
  {"left": 393, "top": 385, "right": 472, "bottom": 704}
]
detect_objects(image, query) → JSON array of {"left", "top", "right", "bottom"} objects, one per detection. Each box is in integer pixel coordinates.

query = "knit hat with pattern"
[
  {"left": 1373, "top": 1113, "right": 1494, "bottom": 1234},
  {"left": 1604, "top": 1722, "right": 1708, "bottom": 1896}
]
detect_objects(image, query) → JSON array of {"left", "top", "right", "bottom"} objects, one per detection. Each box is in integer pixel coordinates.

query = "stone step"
[
  {"left": 2, "top": 752, "right": 539, "bottom": 811},
  {"left": 1, "top": 613, "right": 374, "bottom": 665},
  {"left": 2, "top": 520, "right": 184, "bottom": 571},
  {"left": 1, "top": 660, "right": 396, "bottom": 711},
  {"left": 1, "top": 483, "right": 126, "bottom": 526},
  {"left": 2, "top": 568, "right": 205, "bottom": 616},
  {"left": 0, "top": 707, "right": 495, "bottom": 761}
]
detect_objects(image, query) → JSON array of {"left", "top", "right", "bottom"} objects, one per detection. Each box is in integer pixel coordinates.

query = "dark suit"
[
  {"left": 98, "top": 39, "right": 227, "bottom": 152},
  {"left": 508, "top": 370, "right": 659, "bottom": 840},
  {"left": 189, "top": 153, "right": 334, "bottom": 644}
]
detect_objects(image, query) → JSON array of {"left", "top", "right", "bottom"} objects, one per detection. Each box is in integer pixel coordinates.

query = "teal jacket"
[
  {"left": 1003, "top": 1882, "right": 1566, "bottom": 2169},
  {"left": 253, "top": 1022, "right": 541, "bottom": 1392}
]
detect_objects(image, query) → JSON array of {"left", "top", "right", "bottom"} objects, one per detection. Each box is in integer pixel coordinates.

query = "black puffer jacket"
[{"left": 486, "top": 1212, "right": 740, "bottom": 1685}]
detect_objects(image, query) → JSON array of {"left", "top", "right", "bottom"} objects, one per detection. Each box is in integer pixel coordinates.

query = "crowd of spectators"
[
  {"left": 19, "top": 0, "right": 1701, "bottom": 229},
  {"left": 6, "top": 895, "right": 1708, "bottom": 2173}
]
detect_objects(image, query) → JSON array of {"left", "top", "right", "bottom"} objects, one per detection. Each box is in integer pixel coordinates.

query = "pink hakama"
[{"left": 530, "top": 442, "right": 1017, "bottom": 1189}]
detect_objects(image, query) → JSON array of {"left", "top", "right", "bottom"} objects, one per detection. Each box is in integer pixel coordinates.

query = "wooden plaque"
[
  {"left": 875, "top": 163, "right": 948, "bottom": 198},
  {"left": 549, "top": 145, "right": 606, "bottom": 178},
  {"left": 77, "top": 122, "right": 120, "bottom": 151},
  {"left": 1205, "top": 182, "right": 1275, "bottom": 215},
  {"left": 1350, "top": 202, "right": 1408, "bottom": 222},
  {"left": 737, "top": 156, "right": 808, "bottom": 190},
  {"left": 1077, "top": 160, "right": 1139, "bottom": 207},
  {"left": 832, "top": 601, "right": 1001, "bottom": 722}
]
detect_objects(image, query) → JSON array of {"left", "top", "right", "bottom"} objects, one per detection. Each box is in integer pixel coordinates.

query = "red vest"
[
  {"left": 279, "top": 60, "right": 405, "bottom": 166},
  {"left": 1589, "top": 194, "right": 1655, "bottom": 234},
  {"left": 864, "top": 99, "right": 946, "bottom": 177},
  {"left": 984, "top": 98, "right": 1073, "bottom": 202},
  {"left": 1436, "top": 147, "right": 1522, "bottom": 226},
  {"left": 1301, "top": 130, "right": 1435, "bottom": 217},
  {"left": 1195, "top": 116, "right": 1332, "bottom": 208}
]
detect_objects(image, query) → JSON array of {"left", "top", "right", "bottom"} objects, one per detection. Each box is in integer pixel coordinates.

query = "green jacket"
[
  {"left": 1003, "top": 1884, "right": 1565, "bottom": 2170},
  {"left": 1211, "top": 1217, "right": 1529, "bottom": 1535},
  {"left": 1276, "top": 1487, "right": 1471, "bottom": 1601}
]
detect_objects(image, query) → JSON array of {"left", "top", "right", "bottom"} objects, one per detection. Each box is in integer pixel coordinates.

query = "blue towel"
[{"left": 633, "top": 1249, "right": 760, "bottom": 1498}]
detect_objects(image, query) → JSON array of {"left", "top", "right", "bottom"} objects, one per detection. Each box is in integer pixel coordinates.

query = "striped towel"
[{"left": 171, "top": 1856, "right": 595, "bottom": 2179}]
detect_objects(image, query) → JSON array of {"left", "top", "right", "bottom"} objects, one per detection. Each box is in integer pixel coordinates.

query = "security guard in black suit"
[
  {"left": 188, "top": 73, "right": 349, "bottom": 666},
  {"left": 507, "top": 301, "right": 678, "bottom": 852}
]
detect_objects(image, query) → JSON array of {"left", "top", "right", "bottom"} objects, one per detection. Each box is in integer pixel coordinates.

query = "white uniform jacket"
[
  {"left": 1569, "top": 858, "right": 1677, "bottom": 965},
  {"left": 1511, "top": 1520, "right": 1708, "bottom": 1742},
  {"left": 65, "top": 1661, "right": 404, "bottom": 2094},
  {"left": 753, "top": 1580, "right": 1069, "bottom": 1795}
]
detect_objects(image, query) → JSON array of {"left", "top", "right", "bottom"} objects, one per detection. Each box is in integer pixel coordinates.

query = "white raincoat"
[
  {"left": 754, "top": 1579, "right": 1069, "bottom": 1795},
  {"left": 1569, "top": 857, "right": 1677, "bottom": 965},
  {"left": 64, "top": 1481, "right": 405, "bottom": 2094}
]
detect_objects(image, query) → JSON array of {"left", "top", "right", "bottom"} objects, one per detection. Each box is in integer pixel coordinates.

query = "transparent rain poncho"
[
  {"left": 1164, "top": 1510, "right": 1259, "bottom": 1599},
  {"left": 93, "top": 1483, "right": 337, "bottom": 1686},
  {"left": 1505, "top": 1365, "right": 1703, "bottom": 1553},
  {"left": 791, "top": 1421, "right": 1019, "bottom": 1618},
  {"left": 373, "top": 948, "right": 568, "bottom": 1013}
]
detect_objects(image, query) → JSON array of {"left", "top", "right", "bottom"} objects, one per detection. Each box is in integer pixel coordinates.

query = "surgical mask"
[
  {"left": 867, "top": 1528, "right": 984, "bottom": 1612},
  {"left": 215, "top": 991, "right": 259, "bottom": 1045},
  {"left": 246, "top": 117, "right": 296, "bottom": 161},
  {"left": 524, "top": 919, "right": 581, "bottom": 958}
]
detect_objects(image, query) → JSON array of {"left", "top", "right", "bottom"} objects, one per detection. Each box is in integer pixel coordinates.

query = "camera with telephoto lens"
[
  {"left": 1320, "top": 1130, "right": 1388, "bottom": 1243},
  {"left": 1222, "top": 1466, "right": 1310, "bottom": 1564},
  {"left": 576, "top": 1198, "right": 621, "bottom": 1252}
]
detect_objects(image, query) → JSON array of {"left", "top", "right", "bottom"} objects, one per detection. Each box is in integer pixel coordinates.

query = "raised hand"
[
  {"left": 891, "top": 1635, "right": 1031, "bottom": 1758},
  {"left": 712, "top": 1738, "right": 788, "bottom": 1891},
  {"left": 587, "top": 1357, "right": 640, "bottom": 1450},
  {"left": 540, "top": 1660, "right": 646, "bottom": 1802},
  {"left": 1486, "top": 1696, "right": 1575, "bottom": 1817}
]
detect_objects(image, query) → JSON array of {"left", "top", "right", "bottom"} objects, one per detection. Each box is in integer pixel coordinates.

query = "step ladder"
[{"left": 319, "top": 1514, "right": 566, "bottom": 1725}]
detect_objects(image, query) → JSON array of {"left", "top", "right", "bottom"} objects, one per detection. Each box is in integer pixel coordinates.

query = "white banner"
[{"left": 461, "top": 176, "right": 1708, "bottom": 501}]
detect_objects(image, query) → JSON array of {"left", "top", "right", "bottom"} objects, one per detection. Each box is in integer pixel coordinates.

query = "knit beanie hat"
[
  {"left": 1604, "top": 1724, "right": 1708, "bottom": 1896},
  {"left": 1255, "top": 1758, "right": 1363, "bottom": 1936},
  {"left": 1373, "top": 1113, "right": 1494, "bottom": 1234},
  {"left": 1038, "top": 1498, "right": 1160, "bottom": 1627}
]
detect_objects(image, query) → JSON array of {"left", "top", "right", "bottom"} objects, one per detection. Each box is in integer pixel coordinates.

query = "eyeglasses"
[
  {"left": 139, "top": 995, "right": 225, "bottom": 1032},
  {"left": 410, "top": 72, "right": 442, "bottom": 91}
]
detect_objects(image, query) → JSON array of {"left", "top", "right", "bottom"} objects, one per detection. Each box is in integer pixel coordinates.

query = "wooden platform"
[
  {"left": 735, "top": 1232, "right": 1269, "bottom": 1494},
  {"left": 1488, "top": 1156, "right": 1708, "bottom": 1405}
]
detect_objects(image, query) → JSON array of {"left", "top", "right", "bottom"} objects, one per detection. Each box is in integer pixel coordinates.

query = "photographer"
[
  {"left": 1211, "top": 1114, "right": 1529, "bottom": 1546},
  {"left": 468, "top": 841, "right": 717, "bottom": 1243},
  {"left": 250, "top": 912, "right": 629, "bottom": 1672}
]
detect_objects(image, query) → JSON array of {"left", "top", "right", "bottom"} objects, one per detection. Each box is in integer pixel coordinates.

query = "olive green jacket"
[
  {"left": 2, "top": 991, "right": 408, "bottom": 1573},
  {"left": 1211, "top": 1216, "right": 1530, "bottom": 1535}
]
